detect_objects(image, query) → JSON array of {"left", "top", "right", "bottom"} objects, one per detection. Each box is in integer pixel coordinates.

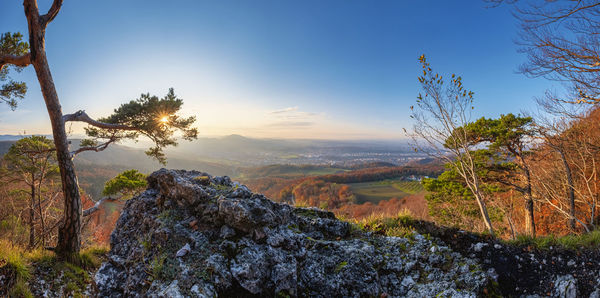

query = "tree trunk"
[
  {"left": 524, "top": 169, "right": 536, "bottom": 238},
  {"left": 37, "top": 179, "right": 46, "bottom": 247},
  {"left": 458, "top": 155, "right": 495, "bottom": 237},
  {"left": 29, "top": 181, "right": 35, "bottom": 249},
  {"left": 469, "top": 177, "right": 495, "bottom": 237},
  {"left": 507, "top": 213, "right": 517, "bottom": 240},
  {"left": 559, "top": 149, "right": 577, "bottom": 231},
  {"left": 473, "top": 190, "right": 495, "bottom": 237},
  {"left": 516, "top": 153, "right": 536, "bottom": 238},
  {"left": 24, "top": 0, "right": 81, "bottom": 261},
  {"left": 525, "top": 197, "right": 535, "bottom": 237}
]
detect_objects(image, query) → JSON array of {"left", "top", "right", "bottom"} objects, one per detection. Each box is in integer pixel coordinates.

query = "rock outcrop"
[
  {"left": 95, "top": 169, "right": 600, "bottom": 297},
  {"left": 95, "top": 169, "right": 496, "bottom": 297}
]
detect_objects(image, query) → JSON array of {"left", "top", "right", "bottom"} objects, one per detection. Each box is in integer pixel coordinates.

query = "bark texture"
[
  {"left": 523, "top": 164, "right": 536, "bottom": 238},
  {"left": 23, "top": 0, "right": 81, "bottom": 260}
]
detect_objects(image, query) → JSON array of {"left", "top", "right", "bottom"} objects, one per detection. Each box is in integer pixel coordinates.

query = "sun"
[{"left": 159, "top": 116, "right": 169, "bottom": 124}]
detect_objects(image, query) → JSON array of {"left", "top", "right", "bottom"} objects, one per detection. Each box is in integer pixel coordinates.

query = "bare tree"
[
  {"left": 534, "top": 97, "right": 600, "bottom": 232},
  {"left": 535, "top": 120, "right": 580, "bottom": 231},
  {"left": 492, "top": 0, "right": 600, "bottom": 103},
  {"left": 408, "top": 55, "right": 495, "bottom": 236}
]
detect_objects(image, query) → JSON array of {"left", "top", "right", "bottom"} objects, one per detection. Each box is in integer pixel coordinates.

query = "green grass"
[
  {"left": 78, "top": 245, "right": 109, "bottom": 270},
  {"left": 10, "top": 280, "right": 33, "bottom": 298},
  {"left": 0, "top": 239, "right": 37, "bottom": 297},
  {"left": 506, "top": 230, "right": 600, "bottom": 250},
  {"left": 352, "top": 210, "right": 417, "bottom": 237},
  {"left": 0, "top": 240, "right": 33, "bottom": 280},
  {"left": 390, "top": 181, "right": 423, "bottom": 194},
  {"left": 0, "top": 239, "right": 108, "bottom": 297},
  {"left": 348, "top": 179, "right": 424, "bottom": 204}
]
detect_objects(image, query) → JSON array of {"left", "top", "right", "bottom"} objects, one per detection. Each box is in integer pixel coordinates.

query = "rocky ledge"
[
  {"left": 95, "top": 169, "right": 496, "bottom": 297},
  {"left": 94, "top": 169, "right": 600, "bottom": 297}
]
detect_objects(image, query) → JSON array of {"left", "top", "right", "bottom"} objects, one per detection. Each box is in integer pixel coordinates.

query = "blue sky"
[{"left": 0, "top": 0, "right": 554, "bottom": 139}]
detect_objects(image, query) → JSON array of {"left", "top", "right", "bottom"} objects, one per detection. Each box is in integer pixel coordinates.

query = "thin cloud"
[
  {"left": 266, "top": 121, "right": 315, "bottom": 128},
  {"left": 269, "top": 106, "right": 299, "bottom": 114},
  {"left": 264, "top": 106, "right": 322, "bottom": 129}
]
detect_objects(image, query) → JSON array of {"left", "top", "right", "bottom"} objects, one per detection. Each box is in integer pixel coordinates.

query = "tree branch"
[
  {"left": 63, "top": 110, "right": 137, "bottom": 130},
  {"left": 0, "top": 53, "right": 31, "bottom": 72},
  {"left": 83, "top": 196, "right": 114, "bottom": 217},
  {"left": 40, "top": 0, "right": 63, "bottom": 28},
  {"left": 71, "top": 138, "right": 116, "bottom": 157}
]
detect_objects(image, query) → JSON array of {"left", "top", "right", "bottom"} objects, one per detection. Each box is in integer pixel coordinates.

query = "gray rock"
[
  {"left": 219, "top": 225, "right": 236, "bottom": 239},
  {"left": 472, "top": 242, "right": 488, "bottom": 252},
  {"left": 176, "top": 243, "right": 191, "bottom": 257},
  {"left": 553, "top": 275, "right": 577, "bottom": 298},
  {"left": 95, "top": 169, "right": 497, "bottom": 297},
  {"left": 151, "top": 280, "right": 185, "bottom": 298}
]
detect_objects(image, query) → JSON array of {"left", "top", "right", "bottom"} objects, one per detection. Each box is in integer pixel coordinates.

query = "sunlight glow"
[{"left": 159, "top": 116, "right": 169, "bottom": 124}]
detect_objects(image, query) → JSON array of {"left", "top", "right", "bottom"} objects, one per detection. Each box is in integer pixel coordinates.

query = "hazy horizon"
[{"left": 0, "top": 132, "right": 413, "bottom": 143}]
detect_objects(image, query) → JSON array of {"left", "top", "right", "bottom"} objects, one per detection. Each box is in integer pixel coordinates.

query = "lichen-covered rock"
[
  {"left": 95, "top": 169, "right": 497, "bottom": 297},
  {"left": 553, "top": 275, "right": 577, "bottom": 298}
]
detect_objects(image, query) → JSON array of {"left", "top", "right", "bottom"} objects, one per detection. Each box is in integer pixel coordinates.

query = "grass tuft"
[
  {"left": 78, "top": 245, "right": 109, "bottom": 270},
  {"left": 0, "top": 239, "right": 32, "bottom": 281},
  {"left": 506, "top": 230, "right": 600, "bottom": 250},
  {"left": 9, "top": 280, "right": 33, "bottom": 298},
  {"left": 0, "top": 239, "right": 109, "bottom": 296},
  {"left": 352, "top": 209, "right": 418, "bottom": 237}
]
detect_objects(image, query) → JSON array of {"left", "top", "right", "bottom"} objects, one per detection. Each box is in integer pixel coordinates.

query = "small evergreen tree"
[{"left": 103, "top": 169, "right": 147, "bottom": 199}]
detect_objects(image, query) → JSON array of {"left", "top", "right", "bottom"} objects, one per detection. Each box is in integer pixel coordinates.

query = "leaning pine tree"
[{"left": 0, "top": 0, "right": 198, "bottom": 261}]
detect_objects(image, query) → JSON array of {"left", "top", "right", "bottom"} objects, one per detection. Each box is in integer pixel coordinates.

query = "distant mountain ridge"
[{"left": 0, "top": 134, "right": 52, "bottom": 141}]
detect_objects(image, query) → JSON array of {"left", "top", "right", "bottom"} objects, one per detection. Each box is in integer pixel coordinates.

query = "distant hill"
[
  {"left": 0, "top": 134, "right": 52, "bottom": 141},
  {"left": 406, "top": 157, "right": 443, "bottom": 167}
]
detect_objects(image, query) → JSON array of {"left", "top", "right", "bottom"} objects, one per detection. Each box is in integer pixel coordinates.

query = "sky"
[{"left": 0, "top": 0, "right": 555, "bottom": 140}]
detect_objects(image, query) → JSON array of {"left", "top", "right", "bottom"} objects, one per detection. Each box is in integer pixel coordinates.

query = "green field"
[
  {"left": 237, "top": 164, "right": 348, "bottom": 179},
  {"left": 348, "top": 179, "right": 424, "bottom": 204}
]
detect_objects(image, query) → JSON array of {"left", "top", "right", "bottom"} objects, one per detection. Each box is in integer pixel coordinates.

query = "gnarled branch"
[
  {"left": 63, "top": 110, "right": 137, "bottom": 130},
  {"left": 40, "top": 0, "right": 63, "bottom": 28},
  {"left": 71, "top": 138, "right": 116, "bottom": 157},
  {"left": 83, "top": 196, "right": 114, "bottom": 217},
  {"left": 0, "top": 53, "right": 31, "bottom": 72}
]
